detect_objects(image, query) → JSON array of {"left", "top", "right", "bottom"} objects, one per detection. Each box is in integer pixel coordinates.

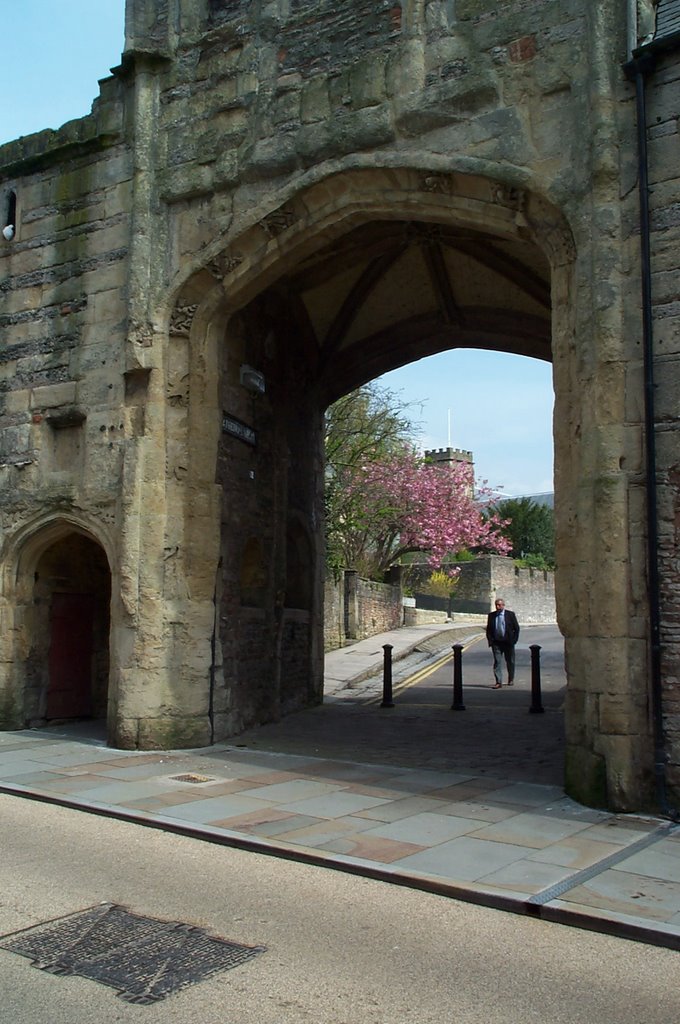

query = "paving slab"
[
  {"left": 1, "top": 728, "right": 679, "bottom": 951},
  {"left": 0, "top": 621, "right": 679, "bottom": 951}
]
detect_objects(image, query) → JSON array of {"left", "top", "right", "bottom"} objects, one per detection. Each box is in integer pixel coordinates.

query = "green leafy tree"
[{"left": 493, "top": 497, "right": 555, "bottom": 567}]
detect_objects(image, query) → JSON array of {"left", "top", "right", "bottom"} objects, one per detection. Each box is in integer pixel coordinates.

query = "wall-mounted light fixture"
[{"left": 240, "top": 364, "right": 265, "bottom": 395}]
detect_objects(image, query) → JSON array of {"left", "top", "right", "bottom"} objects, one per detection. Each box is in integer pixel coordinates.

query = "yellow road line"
[{"left": 362, "top": 633, "right": 485, "bottom": 705}]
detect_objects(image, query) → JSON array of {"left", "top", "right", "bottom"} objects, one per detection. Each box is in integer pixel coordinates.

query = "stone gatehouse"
[{"left": 1, "top": 1, "right": 679, "bottom": 813}]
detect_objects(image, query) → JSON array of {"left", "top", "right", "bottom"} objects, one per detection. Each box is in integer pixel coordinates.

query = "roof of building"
[{"left": 655, "top": 0, "right": 680, "bottom": 41}]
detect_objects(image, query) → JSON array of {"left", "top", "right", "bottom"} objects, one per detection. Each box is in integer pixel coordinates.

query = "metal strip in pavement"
[{"left": 526, "top": 821, "right": 677, "bottom": 905}]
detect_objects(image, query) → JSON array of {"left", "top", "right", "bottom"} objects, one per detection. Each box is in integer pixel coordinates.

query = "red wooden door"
[{"left": 47, "top": 593, "right": 94, "bottom": 719}]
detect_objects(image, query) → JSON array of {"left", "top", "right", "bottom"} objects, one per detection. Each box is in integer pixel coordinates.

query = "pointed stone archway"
[
  {"left": 108, "top": 160, "right": 654, "bottom": 808},
  {"left": 116, "top": 167, "right": 589, "bottom": 752},
  {"left": 2, "top": 2, "right": 676, "bottom": 816},
  {"left": 1, "top": 518, "right": 113, "bottom": 736}
]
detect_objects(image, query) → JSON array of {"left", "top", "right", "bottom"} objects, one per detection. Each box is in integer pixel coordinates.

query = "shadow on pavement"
[
  {"left": 35, "top": 632, "right": 567, "bottom": 789},
  {"left": 231, "top": 698, "right": 565, "bottom": 786}
]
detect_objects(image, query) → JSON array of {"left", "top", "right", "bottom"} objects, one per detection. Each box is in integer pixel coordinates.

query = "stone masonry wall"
[
  {"left": 0, "top": 74, "right": 130, "bottom": 495},
  {"left": 449, "top": 556, "right": 556, "bottom": 624},
  {"left": 1, "top": 0, "right": 678, "bottom": 811},
  {"left": 324, "top": 571, "right": 403, "bottom": 649},
  {"left": 324, "top": 576, "right": 345, "bottom": 651},
  {"left": 0, "top": 114, "right": 131, "bottom": 536},
  {"left": 354, "top": 575, "right": 403, "bottom": 640}
]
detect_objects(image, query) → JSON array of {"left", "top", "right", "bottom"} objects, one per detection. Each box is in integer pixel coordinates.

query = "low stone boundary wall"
[
  {"left": 403, "top": 606, "right": 449, "bottom": 626},
  {"left": 324, "top": 571, "right": 402, "bottom": 650},
  {"left": 450, "top": 556, "right": 555, "bottom": 624},
  {"left": 325, "top": 556, "right": 555, "bottom": 651}
]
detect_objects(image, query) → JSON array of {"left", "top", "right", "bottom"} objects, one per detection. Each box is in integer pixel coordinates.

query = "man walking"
[{"left": 486, "top": 598, "right": 520, "bottom": 688}]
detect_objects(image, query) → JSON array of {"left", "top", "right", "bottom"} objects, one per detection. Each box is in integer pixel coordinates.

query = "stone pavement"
[{"left": 0, "top": 621, "right": 679, "bottom": 952}]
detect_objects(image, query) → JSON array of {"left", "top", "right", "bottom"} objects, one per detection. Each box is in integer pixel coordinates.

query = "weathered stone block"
[
  {"left": 300, "top": 77, "right": 332, "bottom": 124},
  {"left": 272, "top": 90, "right": 301, "bottom": 127},
  {"left": 296, "top": 105, "right": 394, "bottom": 165},
  {"left": 30, "top": 381, "right": 77, "bottom": 410},
  {"left": 565, "top": 743, "right": 607, "bottom": 808},
  {"left": 597, "top": 734, "right": 655, "bottom": 812},
  {"left": 349, "top": 54, "right": 387, "bottom": 109},
  {"left": 598, "top": 692, "right": 651, "bottom": 735},
  {"left": 244, "top": 134, "right": 299, "bottom": 180},
  {"left": 157, "top": 163, "right": 215, "bottom": 201},
  {"left": 395, "top": 75, "right": 498, "bottom": 135}
]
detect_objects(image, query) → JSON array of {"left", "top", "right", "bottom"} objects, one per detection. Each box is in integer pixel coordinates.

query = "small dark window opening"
[{"left": 3, "top": 191, "right": 16, "bottom": 240}]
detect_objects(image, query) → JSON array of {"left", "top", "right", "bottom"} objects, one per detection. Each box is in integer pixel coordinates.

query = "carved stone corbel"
[
  {"left": 260, "top": 205, "right": 297, "bottom": 238},
  {"left": 491, "top": 183, "right": 527, "bottom": 212},
  {"left": 129, "top": 318, "right": 155, "bottom": 347},
  {"left": 420, "top": 172, "right": 455, "bottom": 195},
  {"left": 167, "top": 373, "right": 189, "bottom": 408},
  {"left": 206, "top": 251, "right": 244, "bottom": 280},
  {"left": 169, "top": 301, "right": 198, "bottom": 337}
]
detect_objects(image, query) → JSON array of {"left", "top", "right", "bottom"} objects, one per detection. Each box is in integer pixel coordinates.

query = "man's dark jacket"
[{"left": 486, "top": 608, "right": 520, "bottom": 646}]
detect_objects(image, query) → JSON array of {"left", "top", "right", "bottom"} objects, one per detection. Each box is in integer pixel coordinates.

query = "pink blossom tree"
[{"left": 332, "top": 446, "right": 509, "bottom": 579}]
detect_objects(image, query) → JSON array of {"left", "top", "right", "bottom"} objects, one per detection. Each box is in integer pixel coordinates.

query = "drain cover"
[
  {"left": 170, "top": 773, "right": 215, "bottom": 783},
  {"left": 0, "top": 904, "right": 265, "bottom": 1004}
]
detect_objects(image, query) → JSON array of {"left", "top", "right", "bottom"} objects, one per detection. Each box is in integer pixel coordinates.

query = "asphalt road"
[
  {"left": 1, "top": 795, "right": 677, "bottom": 1024},
  {"left": 395, "top": 624, "right": 565, "bottom": 707}
]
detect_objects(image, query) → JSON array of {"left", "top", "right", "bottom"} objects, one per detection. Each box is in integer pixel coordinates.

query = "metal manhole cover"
[
  {"left": 0, "top": 904, "right": 265, "bottom": 1004},
  {"left": 170, "top": 773, "right": 214, "bottom": 783}
]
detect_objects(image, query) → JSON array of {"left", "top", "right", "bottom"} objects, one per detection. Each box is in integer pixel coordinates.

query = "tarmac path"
[
  {"left": 1, "top": 795, "right": 678, "bottom": 1024},
  {"left": 235, "top": 625, "right": 566, "bottom": 786}
]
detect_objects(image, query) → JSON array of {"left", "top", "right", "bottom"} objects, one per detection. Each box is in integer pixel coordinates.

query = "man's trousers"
[{"left": 491, "top": 641, "right": 515, "bottom": 685}]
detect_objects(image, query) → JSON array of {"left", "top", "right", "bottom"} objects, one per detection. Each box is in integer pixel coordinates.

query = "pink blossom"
[{"left": 338, "top": 446, "right": 510, "bottom": 575}]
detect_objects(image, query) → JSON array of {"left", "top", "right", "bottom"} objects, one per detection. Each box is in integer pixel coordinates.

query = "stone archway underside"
[
  {"left": 275, "top": 217, "right": 551, "bottom": 404},
  {"left": 154, "top": 167, "right": 570, "bottom": 766},
  {"left": 168, "top": 168, "right": 568, "bottom": 378}
]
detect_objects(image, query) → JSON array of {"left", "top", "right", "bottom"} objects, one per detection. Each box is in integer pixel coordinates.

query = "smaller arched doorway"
[{"left": 25, "top": 531, "right": 111, "bottom": 729}]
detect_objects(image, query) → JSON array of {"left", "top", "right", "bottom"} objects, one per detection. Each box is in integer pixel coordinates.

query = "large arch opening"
[
  {"left": 206, "top": 209, "right": 560, "bottom": 775},
  {"left": 194, "top": 180, "right": 560, "bottom": 679},
  {"left": 160, "top": 166, "right": 589, "bottom": 788}
]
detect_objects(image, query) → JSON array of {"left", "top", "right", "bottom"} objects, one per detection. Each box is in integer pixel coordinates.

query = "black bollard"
[
  {"left": 381, "top": 644, "right": 395, "bottom": 707},
  {"left": 451, "top": 644, "right": 466, "bottom": 711},
  {"left": 529, "top": 644, "right": 545, "bottom": 713}
]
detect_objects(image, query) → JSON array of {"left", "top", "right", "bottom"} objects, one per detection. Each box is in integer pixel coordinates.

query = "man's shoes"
[
  {"left": 492, "top": 682, "right": 502, "bottom": 689},
  {"left": 507, "top": 680, "right": 514, "bottom": 686}
]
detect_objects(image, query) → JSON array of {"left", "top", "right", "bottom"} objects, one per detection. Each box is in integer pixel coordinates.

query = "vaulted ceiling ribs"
[
  {"left": 283, "top": 221, "right": 551, "bottom": 363},
  {"left": 269, "top": 219, "right": 553, "bottom": 404}
]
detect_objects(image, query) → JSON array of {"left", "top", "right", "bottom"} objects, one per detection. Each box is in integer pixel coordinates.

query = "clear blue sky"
[
  {"left": 2, "top": 2, "right": 126, "bottom": 143},
  {"left": 379, "top": 352, "right": 554, "bottom": 498},
  {"left": 1, "top": 1, "right": 554, "bottom": 498}
]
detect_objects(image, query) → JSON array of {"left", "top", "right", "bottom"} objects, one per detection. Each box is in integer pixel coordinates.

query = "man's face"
[{"left": 495, "top": 600, "right": 505, "bottom": 612}]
